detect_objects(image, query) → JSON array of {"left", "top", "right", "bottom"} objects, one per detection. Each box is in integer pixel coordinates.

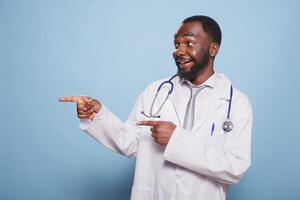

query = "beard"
[{"left": 176, "top": 52, "right": 210, "bottom": 82}]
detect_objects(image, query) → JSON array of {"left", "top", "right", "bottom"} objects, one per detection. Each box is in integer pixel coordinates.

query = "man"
[{"left": 59, "top": 15, "right": 252, "bottom": 200}]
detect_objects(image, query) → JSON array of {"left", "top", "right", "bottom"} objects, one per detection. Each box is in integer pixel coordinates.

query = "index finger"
[
  {"left": 59, "top": 96, "right": 84, "bottom": 103},
  {"left": 137, "top": 120, "right": 161, "bottom": 127}
]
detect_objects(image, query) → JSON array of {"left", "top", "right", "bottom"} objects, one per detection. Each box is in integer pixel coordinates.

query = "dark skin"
[
  {"left": 59, "top": 21, "right": 220, "bottom": 146},
  {"left": 173, "top": 21, "right": 219, "bottom": 85}
]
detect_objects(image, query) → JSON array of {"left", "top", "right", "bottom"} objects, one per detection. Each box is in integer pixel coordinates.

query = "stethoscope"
[
  {"left": 141, "top": 75, "right": 234, "bottom": 132},
  {"left": 222, "top": 85, "right": 234, "bottom": 132},
  {"left": 140, "top": 74, "right": 177, "bottom": 119}
]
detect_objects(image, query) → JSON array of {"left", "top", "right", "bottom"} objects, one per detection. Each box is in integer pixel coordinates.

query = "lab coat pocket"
[
  {"left": 131, "top": 186, "right": 154, "bottom": 200},
  {"left": 208, "top": 119, "right": 230, "bottom": 149}
]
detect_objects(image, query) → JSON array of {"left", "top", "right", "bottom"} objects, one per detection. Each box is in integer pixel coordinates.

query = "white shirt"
[{"left": 80, "top": 73, "right": 253, "bottom": 200}]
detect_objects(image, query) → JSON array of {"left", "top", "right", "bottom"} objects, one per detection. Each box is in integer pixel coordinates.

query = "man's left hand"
[{"left": 137, "top": 121, "right": 176, "bottom": 146}]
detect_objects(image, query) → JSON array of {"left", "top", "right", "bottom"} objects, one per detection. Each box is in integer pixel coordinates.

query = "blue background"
[{"left": 1, "top": 0, "right": 300, "bottom": 199}]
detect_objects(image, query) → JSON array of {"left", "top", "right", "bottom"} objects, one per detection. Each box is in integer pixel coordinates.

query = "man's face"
[{"left": 173, "top": 21, "right": 212, "bottom": 81}]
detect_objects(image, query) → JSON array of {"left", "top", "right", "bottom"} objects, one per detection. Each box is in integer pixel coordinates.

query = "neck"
[{"left": 190, "top": 65, "right": 215, "bottom": 86}]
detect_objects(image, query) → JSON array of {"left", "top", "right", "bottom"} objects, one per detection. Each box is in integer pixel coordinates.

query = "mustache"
[
  {"left": 176, "top": 52, "right": 210, "bottom": 81},
  {"left": 175, "top": 56, "right": 193, "bottom": 64}
]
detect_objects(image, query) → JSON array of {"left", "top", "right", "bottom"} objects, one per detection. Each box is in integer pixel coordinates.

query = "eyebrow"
[{"left": 174, "top": 32, "right": 197, "bottom": 38}]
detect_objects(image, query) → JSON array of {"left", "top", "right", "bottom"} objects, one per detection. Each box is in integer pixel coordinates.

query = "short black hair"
[{"left": 182, "top": 15, "right": 222, "bottom": 45}]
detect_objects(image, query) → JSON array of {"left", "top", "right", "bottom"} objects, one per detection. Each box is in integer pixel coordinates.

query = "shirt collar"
[{"left": 181, "top": 72, "right": 217, "bottom": 89}]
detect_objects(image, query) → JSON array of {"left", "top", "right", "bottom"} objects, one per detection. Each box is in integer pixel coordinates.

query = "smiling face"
[{"left": 173, "top": 21, "right": 217, "bottom": 82}]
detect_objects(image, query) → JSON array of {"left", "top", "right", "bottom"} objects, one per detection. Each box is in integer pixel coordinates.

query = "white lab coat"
[{"left": 79, "top": 73, "right": 252, "bottom": 200}]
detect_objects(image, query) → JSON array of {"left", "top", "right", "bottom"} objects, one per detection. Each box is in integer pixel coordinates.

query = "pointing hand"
[
  {"left": 59, "top": 96, "right": 101, "bottom": 120},
  {"left": 137, "top": 120, "right": 176, "bottom": 146}
]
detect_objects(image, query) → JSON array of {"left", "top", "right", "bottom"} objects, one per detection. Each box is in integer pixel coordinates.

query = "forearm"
[{"left": 80, "top": 104, "right": 142, "bottom": 157}]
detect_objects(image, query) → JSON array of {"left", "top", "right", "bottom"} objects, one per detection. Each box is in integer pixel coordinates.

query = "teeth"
[
  {"left": 177, "top": 58, "right": 191, "bottom": 64},
  {"left": 178, "top": 61, "right": 191, "bottom": 64}
]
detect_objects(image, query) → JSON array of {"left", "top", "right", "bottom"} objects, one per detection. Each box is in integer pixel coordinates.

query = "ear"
[{"left": 209, "top": 43, "right": 220, "bottom": 57}]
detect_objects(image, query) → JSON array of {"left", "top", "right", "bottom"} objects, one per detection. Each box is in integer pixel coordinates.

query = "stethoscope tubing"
[
  {"left": 227, "top": 85, "right": 233, "bottom": 120},
  {"left": 145, "top": 74, "right": 178, "bottom": 118}
]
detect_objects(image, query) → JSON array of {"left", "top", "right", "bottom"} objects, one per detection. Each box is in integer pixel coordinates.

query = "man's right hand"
[{"left": 59, "top": 96, "right": 102, "bottom": 120}]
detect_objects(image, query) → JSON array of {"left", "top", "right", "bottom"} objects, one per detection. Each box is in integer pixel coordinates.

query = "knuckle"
[
  {"left": 77, "top": 109, "right": 84, "bottom": 114},
  {"left": 78, "top": 114, "right": 89, "bottom": 119},
  {"left": 77, "top": 104, "right": 84, "bottom": 109}
]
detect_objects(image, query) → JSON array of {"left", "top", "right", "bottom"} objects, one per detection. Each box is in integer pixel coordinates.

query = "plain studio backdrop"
[{"left": 1, "top": 0, "right": 299, "bottom": 199}]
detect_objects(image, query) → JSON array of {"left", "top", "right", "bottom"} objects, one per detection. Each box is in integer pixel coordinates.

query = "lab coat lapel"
[
  {"left": 194, "top": 90, "right": 225, "bottom": 129},
  {"left": 194, "top": 74, "right": 232, "bottom": 129}
]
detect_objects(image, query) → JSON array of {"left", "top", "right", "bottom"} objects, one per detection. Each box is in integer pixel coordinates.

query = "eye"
[
  {"left": 174, "top": 43, "right": 179, "bottom": 49},
  {"left": 187, "top": 42, "right": 195, "bottom": 47}
]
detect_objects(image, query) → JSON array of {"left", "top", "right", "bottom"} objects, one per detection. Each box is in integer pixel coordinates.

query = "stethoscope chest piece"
[{"left": 222, "top": 120, "right": 233, "bottom": 132}]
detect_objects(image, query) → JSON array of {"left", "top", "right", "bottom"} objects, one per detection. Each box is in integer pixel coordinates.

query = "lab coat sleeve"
[
  {"left": 79, "top": 93, "right": 144, "bottom": 157},
  {"left": 164, "top": 95, "right": 252, "bottom": 184}
]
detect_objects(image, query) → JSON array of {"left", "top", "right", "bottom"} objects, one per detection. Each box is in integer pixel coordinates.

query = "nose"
[{"left": 173, "top": 44, "right": 186, "bottom": 58}]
